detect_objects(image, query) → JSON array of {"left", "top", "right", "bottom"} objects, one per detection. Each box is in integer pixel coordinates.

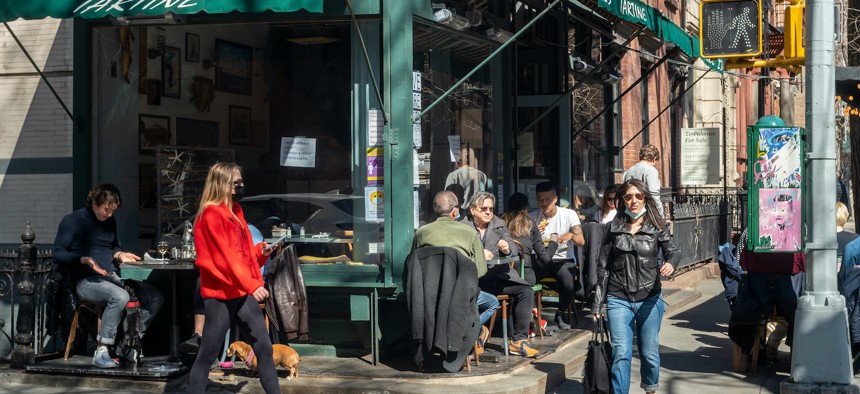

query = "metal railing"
[
  {"left": 667, "top": 187, "right": 745, "bottom": 269},
  {"left": 0, "top": 248, "right": 56, "bottom": 362}
]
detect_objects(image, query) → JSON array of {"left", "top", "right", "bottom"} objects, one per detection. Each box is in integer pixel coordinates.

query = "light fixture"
[
  {"left": 569, "top": 56, "right": 589, "bottom": 72},
  {"left": 111, "top": 12, "right": 185, "bottom": 26},
  {"left": 600, "top": 72, "right": 622, "bottom": 84},
  {"left": 485, "top": 27, "right": 514, "bottom": 44},
  {"left": 433, "top": 9, "right": 471, "bottom": 31}
]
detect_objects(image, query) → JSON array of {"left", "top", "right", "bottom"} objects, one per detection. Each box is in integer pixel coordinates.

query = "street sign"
[{"left": 699, "top": 0, "right": 762, "bottom": 59}]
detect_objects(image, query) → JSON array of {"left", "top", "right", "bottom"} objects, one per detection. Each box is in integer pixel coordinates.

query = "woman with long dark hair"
[
  {"left": 501, "top": 192, "right": 558, "bottom": 286},
  {"left": 591, "top": 179, "right": 680, "bottom": 394},
  {"left": 189, "top": 162, "right": 279, "bottom": 394}
]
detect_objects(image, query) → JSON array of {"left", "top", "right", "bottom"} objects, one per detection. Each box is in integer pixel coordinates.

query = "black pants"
[
  {"left": 189, "top": 296, "right": 278, "bottom": 394},
  {"left": 501, "top": 283, "right": 534, "bottom": 341},
  {"left": 479, "top": 275, "right": 534, "bottom": 341},
  {"left": 539, "top": 260, "right": 579, "bottom": 311}
]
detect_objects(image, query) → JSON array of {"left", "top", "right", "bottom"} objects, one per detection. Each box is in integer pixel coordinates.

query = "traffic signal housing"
[
  {"left": 699, "top": 0, "right": 763, "bottom": 59},
  {"left": 783, "top": 0, "right": 805, "bottom": 58}
]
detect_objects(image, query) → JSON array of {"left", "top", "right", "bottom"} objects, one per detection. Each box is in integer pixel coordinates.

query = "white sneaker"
[{"left": 92, "top": 346, "right": 118, "bottom": 368}]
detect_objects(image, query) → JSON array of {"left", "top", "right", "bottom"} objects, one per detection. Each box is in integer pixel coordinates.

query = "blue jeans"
[
  {"left": 477, "top": 291, "right": 499, "bottom": 326},
  {"left": 606, "top": 293, "right": 665, "bottom": 394},
  {"left": 76, "top": 274, "right": 164, "bottom": 345}
]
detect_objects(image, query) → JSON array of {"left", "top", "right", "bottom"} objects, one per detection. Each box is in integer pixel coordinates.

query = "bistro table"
[
  {"left": 122, "top": 260, "right": 196, "bottom": 357},
  {"left": 487, "top": 255, "right": 518, "bottom": 267}
]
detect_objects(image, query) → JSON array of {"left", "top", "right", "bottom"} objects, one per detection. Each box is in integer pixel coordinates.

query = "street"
[{"left": 552, "top": 279, "right": 790, "bottom": 393}]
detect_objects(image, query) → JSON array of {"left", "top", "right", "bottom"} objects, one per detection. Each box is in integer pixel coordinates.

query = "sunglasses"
[
  {"left": 477, "top": 206, "right": 495, "bottom": 212},
  {"left": 605, "top": 195, "right": 616, "bottom": 201},
  {"left": 232, "top": 179, "right": 244, "bottom": 187},
  {"left": 623, "top": 193, "right": 645, "bottom": 202}
]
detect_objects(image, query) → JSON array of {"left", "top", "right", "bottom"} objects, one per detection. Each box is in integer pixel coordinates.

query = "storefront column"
[
  {"left": 383, "top": 0, "right": 413, "bottom": 286},
  {"left": 558, "top": 94, "right": 571, "bottom": 203}
]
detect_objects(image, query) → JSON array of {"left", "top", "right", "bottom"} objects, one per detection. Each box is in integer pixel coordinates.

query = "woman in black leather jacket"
[{"left": 590, "top": 179, "right": 680, "bottom": 394}]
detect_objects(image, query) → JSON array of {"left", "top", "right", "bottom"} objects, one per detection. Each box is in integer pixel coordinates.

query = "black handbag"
[{"left": 583, "top": 316, "right": 613, "bottom": 394}]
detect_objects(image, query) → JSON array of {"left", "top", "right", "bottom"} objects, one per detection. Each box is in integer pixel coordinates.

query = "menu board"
[{"left": 157, "top": 146, "right": 234, "bottom": 241}]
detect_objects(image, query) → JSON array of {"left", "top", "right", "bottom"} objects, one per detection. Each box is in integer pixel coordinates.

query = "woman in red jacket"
[{"left": 189, "top": 162, "right": 278, "bottom": 394}]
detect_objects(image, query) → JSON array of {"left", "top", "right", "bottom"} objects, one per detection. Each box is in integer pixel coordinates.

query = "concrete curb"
[{"left": 0, "top": 265, "right": 713, "bottom": 393}]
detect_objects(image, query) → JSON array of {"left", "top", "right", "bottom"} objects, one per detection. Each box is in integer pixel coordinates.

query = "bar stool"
[
  {"left": 486, "top": 295, "right": 511, "bottom": 356},
  {"left": 64, "top": 303, "right": 102, "bottom": 360}
]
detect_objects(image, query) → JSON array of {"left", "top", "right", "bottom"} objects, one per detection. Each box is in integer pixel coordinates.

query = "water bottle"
[
  {"left": 286, "top": 226, "right": 292, "bottom": 237},
  {"left": 299, "top": 226, "right": 305, "bottom": 237}
]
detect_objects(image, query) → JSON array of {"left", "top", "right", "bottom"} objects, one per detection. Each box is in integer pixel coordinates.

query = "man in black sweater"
[{"left": 53, "top": 184, "right": 164, "bottom": 368}]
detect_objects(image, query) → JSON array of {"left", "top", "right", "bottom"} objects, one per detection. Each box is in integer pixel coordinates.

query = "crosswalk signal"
[
  {"left": 783, "top": 0, "right": 805, "bottom": 58},
  {"left": 699, "top": 0, "right": 762, "bottom": 59}
]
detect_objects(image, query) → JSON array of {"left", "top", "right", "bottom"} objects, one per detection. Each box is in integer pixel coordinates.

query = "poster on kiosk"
[{"left": 747, "top": 126, "right": 804, "bottom": 252}]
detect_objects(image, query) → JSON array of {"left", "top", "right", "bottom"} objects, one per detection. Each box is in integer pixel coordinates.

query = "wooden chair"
[
  {"left": 64, "top": 303, "right": 102, "bottom": 360},
  {"left": 731, "top": 305, "right": 783, "bottom": 375},
  {"left": 486, "top": 295, "right": 511, "bottom": 356}
]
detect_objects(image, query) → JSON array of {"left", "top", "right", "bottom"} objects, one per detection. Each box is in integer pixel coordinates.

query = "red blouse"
[{"left": 194, "top": 202, "right": 267, "bottom": 300}]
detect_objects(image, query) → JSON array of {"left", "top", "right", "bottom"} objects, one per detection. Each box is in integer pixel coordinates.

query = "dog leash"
[{"left": 247, "top": 348, "right": 256, "bottom": 372}]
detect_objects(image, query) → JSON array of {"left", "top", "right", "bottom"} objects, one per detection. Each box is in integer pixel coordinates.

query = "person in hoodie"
[{"left": 188, "top": 162, "right": 278, "bottom": 394}]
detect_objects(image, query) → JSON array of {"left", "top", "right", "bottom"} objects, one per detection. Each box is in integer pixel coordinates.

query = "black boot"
[{"left": 554, "top": 311, "right": 572, "bottom": 330}]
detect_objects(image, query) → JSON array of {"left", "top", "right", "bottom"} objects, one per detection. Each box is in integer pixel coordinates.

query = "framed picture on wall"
[
  {"left": 229, "top": 106, "right": 251, "bottom": 145},
  {"left": 139, "top": 114, "right": 171, "bottom": 153},
  {"left": 251, "top": 121, "right": 267, "bottom": 147},
  {"left": 162, "top": 46, "right": 181, "bottom": 98},
  {"left": 185, "top": 33, "right": 200, "bottom": 62},
  {"left": 215, "top": 39, "right": 252, "bottom": 95}
]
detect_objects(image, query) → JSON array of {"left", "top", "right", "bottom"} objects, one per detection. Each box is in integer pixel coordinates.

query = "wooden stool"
[
  {"left": 64, "top": 303, "right": 102, "bottom": 360},
  {"left": 731, "top": 306, "right": 781, "bottom": 375},
  {"left": 487, "top": 295, "right": 511, "bottom": 356}
]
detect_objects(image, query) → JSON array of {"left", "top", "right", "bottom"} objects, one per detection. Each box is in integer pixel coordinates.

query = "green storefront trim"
[{"left": 597, "top": 0, "right": 722, "bottom": 72}]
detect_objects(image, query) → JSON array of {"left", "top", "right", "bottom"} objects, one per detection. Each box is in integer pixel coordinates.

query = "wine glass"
[{"left": 157, "top": 241, "right": 169, "bottom": 261}]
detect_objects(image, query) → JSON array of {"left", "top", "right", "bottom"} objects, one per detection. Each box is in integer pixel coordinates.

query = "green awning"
[
  {"left": 0, "top": 0, "right": 324, "bottom": 22},
  {"left": 596, "top": 0, "right": 722, "bottom": 72}
]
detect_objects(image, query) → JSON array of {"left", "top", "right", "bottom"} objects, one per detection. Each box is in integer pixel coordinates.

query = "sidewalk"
[
  {"left": 551, "top": 278, "right": 860, "bottom": 393},
  {"left": 0, "top": 266, "right": 708, "bottom": 394}
]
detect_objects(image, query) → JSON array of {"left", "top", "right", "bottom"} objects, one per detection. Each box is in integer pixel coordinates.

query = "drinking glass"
[{"left": 157, "top": 241, "right": 169, "bottom": 260}]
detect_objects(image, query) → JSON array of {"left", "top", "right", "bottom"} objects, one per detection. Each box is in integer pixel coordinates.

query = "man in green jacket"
[{"left": 412, "top": 191, "right": 496, "bottom": 346}]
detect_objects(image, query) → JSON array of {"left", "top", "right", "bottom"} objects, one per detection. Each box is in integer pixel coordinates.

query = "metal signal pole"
[{"left": 785, "top": 0, "right": 854, "bottom": 387}]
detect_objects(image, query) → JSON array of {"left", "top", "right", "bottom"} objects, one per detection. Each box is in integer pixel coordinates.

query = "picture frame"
[
  {"left": 251, "top": 121, "right": 267, "bottom": 147},
  {"left": 185, "top": 33, "right": 200, "bottom": 62},
  {"left": 215, "top": 39, "right": 253, "bottom": 95},
  {"left": 161, "top": 46, "right": 181, "bottom": 99},
  {"left": 139, "top": 114, "right": 171, "bottom": 153},
  {"left": 229, "top": 106, "right": 251, "bottom": 145}
]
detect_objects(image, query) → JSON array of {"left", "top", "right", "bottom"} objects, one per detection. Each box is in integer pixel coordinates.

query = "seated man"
[
  {"left": 460, "top": 192, "right": 537, "bottom": 357},
  {"left": 530, "top": 182, "right": 585, "bottom": 330},
  {"left": 412, "top": 191, "right": 498, "bottom": 351},
  {"left": 53, "top": 184, "right": 165, "bottom": 368}
]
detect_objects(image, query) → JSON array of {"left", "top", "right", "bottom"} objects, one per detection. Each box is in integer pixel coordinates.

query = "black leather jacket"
[{"left": 591, "top": 217, "right": 680, "bottom": 309}]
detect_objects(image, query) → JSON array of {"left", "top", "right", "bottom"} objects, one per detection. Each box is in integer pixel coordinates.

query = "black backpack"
[
  {"left": 117, "top": 280, "right": 144, "bottom": 364},
  {"left": 583, "top": 316, "right": 613, "bottom": 394}
]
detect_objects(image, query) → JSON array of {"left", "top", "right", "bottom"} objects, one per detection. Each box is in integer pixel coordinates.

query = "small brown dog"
[{"left": 227, "top": 341, "right": 300, "bottom": 380}]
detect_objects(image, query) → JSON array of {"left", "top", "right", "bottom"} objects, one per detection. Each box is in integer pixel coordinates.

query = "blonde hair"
[
  {"left": 195, "top": 162, "right": 242, "bottom": 223},
  {"left": 837, "top": 202, "right": 850, "bottom": 227},
  {"left": 503, "top": 209, "right": 533, "bottom": 238}
]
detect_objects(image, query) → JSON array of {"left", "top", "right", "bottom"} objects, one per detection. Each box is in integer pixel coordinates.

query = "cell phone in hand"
[{"left": 264, "top": 234, "right": 289, "bottom": 252}]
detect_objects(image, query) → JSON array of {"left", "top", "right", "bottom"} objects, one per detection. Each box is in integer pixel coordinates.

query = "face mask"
[
  {"left": 625, "top": 207, "right": 646, "bottom": 219},
  {"left": 232, "top": 185, "right": 246, "bottom": 202}
]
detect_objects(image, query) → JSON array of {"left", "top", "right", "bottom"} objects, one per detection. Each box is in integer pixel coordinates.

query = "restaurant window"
[
  {"left": 413, "top": 18, "right": 498, "bottom": 224},
  {"left": 571, "top": 80, "right": 607, "bottom": 219},
  {"left": 90, "top": 19, "right": 384, "bottom": 266}
]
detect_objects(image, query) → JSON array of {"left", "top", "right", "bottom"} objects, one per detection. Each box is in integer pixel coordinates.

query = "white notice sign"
[
  {"left": 680, "top": 128, "right": 721, "bottom": 185},
  {"left": 280, "top": 137, "right": 317, "bottom": 168},
  {"left": 369, "top": 109, "right": 384, "bottom": 147},
  {"left": 448, "top": 135, "right": 461, "bottom": 163},
  {"left": 365, "top": 187, "right": 384, "bottom": 222}
]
